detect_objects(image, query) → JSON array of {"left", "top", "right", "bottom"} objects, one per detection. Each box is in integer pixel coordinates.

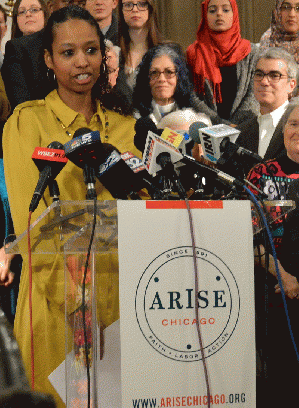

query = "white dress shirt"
[{"left": 257, "top": 100, "right": 289, "bottom": 158}]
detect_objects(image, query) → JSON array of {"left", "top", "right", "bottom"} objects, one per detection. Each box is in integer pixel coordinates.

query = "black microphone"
[
  {"left": 64, "top": 128, "right": 103, "bottom": 199},
  {"left": 156, "top": 152, "right": 187, "bottom": 199},
  {"left": 96, "top": 143, "right": 144, "bottom": 199},
  {"left": 121, "top": 151, "right": 164, "bottom": 199},
  {"left": 29, "top": 141, "right": 68, "bottom": 212},
  {"left": 219, "top": 137, "right": 263, "bottom": 165},
  {"left": 134, "top": 116, "right": 163, "bottom": 153},
  {"left": 180, "top": 154, "right": 246, "bottom": 189},
  {"left": 94, "top": 143, "right": 165, "bottom": 200},
  {"left": 181, "top": 154, "right": 266, "bottom": 196},
  {"left": 48, "top": 180, "right": 60, "bottom": 203}
]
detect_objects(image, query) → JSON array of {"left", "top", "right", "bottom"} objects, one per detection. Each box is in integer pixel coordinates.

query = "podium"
[
  {"left": 6, "top": 200, "right": 118, "bottom": 408},
  {"left": 5, "top": 198, "right": 296, "bottom": 408}
]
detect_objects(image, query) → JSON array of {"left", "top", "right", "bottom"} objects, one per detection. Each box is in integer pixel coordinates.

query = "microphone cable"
[
  {"left": 80, "top": 196, "right": 98, "bottom": 408},
  {"left": 184, "top": 198, "right": 211, "bottom": 408}
]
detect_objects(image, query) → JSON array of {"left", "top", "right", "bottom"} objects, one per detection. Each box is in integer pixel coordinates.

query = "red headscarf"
[{"left": 186, "top": 0, "right": 251, "bottom": 103}]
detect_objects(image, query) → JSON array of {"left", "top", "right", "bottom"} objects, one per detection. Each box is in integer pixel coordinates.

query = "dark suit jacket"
[
  {"left": 236, "top": 109, "right": 288, "bottom": 161},
  {"left": 1, "top": 29, "right": 52, "bottom": 111},
  {"left": 105, "top": 14, "right": 119, "bottom": 46}
]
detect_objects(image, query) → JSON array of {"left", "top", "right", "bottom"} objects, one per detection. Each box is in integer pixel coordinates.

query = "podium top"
[{"left": 5, "top": 200, "right": 118, "bottom": 255}]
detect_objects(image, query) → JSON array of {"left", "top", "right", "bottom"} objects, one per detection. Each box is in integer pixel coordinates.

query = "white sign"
[{"left": 118, "top": 200, "right": 255, "bottom": 408}]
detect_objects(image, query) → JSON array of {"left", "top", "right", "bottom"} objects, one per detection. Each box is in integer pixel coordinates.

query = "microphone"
[
  {"left": 142, "top": 131, "right": 186, "bottom": 198},
  {"left": 64, "top": 128, "right": 102, "bottom": 167},
  {"left": 160, "top": 127, "right": 193, "bottom": 155},
  {"left": 96, "top": 143, "right": 146, "bottom": 199},
  {"left": 160, "top": 128, "right": 184, "bottom": 149},
  {"left": 189, "top": 122, "right": 263, "bottom": 180},
  {"left": 64, "top": 128, "right": 103, "bottom": 199},
  {"left": 29, "top": 141, "right": 68, "bottom": 212},
  {"left": 49, "top": 180, "right": 60, "bottom": 203},
  {"left": 218, "top": 137, "right": 263, "bottom": 165},
  {"left": 188, "top": 121, "right": 208, "bottom": 145},
  {"left": 121, "top": 151, "right": 164, "bottom": 199},
  {"left": 179, "top": 154, "right": 244, "bottom": 187},
  {"left": 134, "top": 116, "right": 163, "bottom": 153},
  {"left": 191, "top": 122, "right": 262, "bottom": 163},
  {"left": 143, "top": 131, "right": 183, "bottom": 175},
  {"left": 193, "top": 123, "right": 240, "bottom": 163}
]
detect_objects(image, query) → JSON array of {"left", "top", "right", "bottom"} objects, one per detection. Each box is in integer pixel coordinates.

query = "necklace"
[
  {"left": 100, "top": 103, "right": 109, "bottom": 142},
  {"left": 55, "top": 104, "right": 109, "bottom": 141}
]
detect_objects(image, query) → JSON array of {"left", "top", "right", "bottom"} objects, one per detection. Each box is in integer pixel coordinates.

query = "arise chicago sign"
[{"left": 118, "top": 201, "right": 255, "bottom": 408}]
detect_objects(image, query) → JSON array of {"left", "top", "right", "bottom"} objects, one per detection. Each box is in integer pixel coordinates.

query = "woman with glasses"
[
  {"left": 118, "top": 0, "right": 162, "bottom": 92},
  {"left": 260, "top": 0, "right": 299, "bottom": 64},
  {"left": 133, "top": 42, "right": 213, "bottom": 128},
  {"left": 11, "top": 0, "right": 49, "bottom": 38},
  {"left": 186, "top": 0, "right": 259, "bottom": 126}
]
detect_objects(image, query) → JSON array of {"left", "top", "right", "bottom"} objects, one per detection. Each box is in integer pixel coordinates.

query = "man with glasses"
[
  {"left": 1, "top": 0, "right": 86, "bottom": 110},
  {"left": 236, "top": 47, "right": 298, "bottom": 163},
  {"left": 85, "top": 0, "right": 119, "bottom": 45}
]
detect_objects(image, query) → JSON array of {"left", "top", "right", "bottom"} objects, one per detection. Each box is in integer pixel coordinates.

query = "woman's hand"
[
  {"left": 0, "top": 246, "right": 15, "bottom": 287},
  {"left": 274, "top": 273, "right": 299, "bottom": 300},
  {"left": 192, "top": 142, "right": 218, "bottom": 168},
  {"left": 191, "top": 142, "right": 204, "bottom": 161}
]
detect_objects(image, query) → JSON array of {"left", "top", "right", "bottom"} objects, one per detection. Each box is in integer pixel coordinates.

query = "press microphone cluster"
[{"left": 63, "top": 127, "right": 164, "bottom": 200}]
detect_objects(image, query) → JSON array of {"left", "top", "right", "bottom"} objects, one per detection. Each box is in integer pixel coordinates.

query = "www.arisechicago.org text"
[{"left": 132, "top": 393, "right": 246, "bottom": 407}]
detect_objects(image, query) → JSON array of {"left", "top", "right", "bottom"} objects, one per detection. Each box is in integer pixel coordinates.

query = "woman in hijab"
[
  {"left": 186, "top": 0, "right": 259, "bottom": 126},
  {"left": 260, "top": 0, "right": 299, "bottom": 64}
]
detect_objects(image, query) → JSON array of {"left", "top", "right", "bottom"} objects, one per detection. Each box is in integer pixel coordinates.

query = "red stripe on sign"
[{"left": 146, "top": 201, "right": 223, "bottom": 209}]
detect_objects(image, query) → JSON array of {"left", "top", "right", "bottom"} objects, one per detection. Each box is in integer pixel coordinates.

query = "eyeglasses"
[
  {"left": 280, "top": 3, "right": 299, "bottom": 12},
  {"left": 17, "top": 7, "right": 42, "bottom": 16},
  {"left": 253, "top": 70, "right": 289, "bottom": 83},
  {"left": 149, "top": 68, "right": 177, "bottom": 81},
  {"left": 122, "top": 1, "right": 149, "bottom": 11}
]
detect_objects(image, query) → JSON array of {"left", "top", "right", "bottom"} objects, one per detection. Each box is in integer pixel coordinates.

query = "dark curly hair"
[
  {"left": 43, "top": 5, "right": 133, "bottom": 115},
  {"left": 133, "top": 42, "right": 203, "bottom": 117}
]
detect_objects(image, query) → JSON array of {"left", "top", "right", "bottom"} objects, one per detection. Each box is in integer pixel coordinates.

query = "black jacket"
[{"left": 1, "top": 29, "right": 51, "bottom": 111}]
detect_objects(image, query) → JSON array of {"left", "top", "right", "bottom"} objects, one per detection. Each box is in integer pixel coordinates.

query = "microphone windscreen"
[
  {"left": 189, "top": 122, "right": 208, "bottom": 144},
  {"left": 73, "top": 127, "right": 93, "bottom": 137},
  {"left": 134, "top": 116, "right": 162, "bottom": 152},
  {"left": 48, "top": 141, "right": 64, "bottom": 149}
]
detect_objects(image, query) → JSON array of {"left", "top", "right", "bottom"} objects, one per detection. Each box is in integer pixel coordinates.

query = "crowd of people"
[{"left": 0, "top": 0, "right": 298, "bottom": 407}]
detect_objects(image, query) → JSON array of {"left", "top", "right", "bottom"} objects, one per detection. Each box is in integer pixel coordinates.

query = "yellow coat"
[{"left": 3, "top": 90, "right": 139, "bottom": 407}]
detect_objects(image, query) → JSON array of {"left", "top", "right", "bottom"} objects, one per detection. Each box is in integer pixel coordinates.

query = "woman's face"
[
  {"left": 122, "top": 1, "right": 149, "bottom": 29},
  {"left": 44, "top": 19, "right": 102, "bottom": 100},
  {"left": 149, "top": 55, "right": 177, "bottom": 106},
  {"left": 280, "top": 1, "right": 299, "bottom": 34},
  {"left": 207, "top": 0, "right": 234, "bottom": 32},
  {"left": 17, "top": 0, "right": 45, "bottom": 36},
  {"left": 284, "top": 106, "right": 299, "bottom": 162}
]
